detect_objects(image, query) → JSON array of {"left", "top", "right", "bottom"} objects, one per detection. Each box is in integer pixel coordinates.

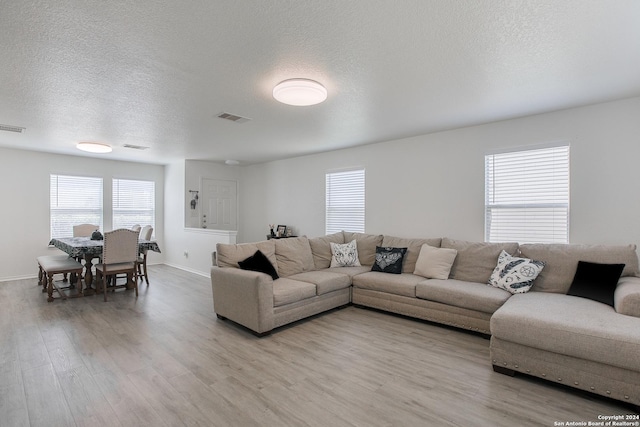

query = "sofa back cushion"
[
  {"left": 342, "top": 232, "right": 383, "bottom": 266},
  {"left": 309, "top": 232, "right": 345, "bottom": 269},
  {"left": 441, "top": 238, "right": 519, "bottom": 283},
  {"left": 519, "top": 243, "right": 640, "bottom": 294},
  {"left": 274, "top": 236, "right": 315, "bottom": 277},
  {"left": 216, "top": 240, "right": 278, "bottom": 271},
  {"left": 381, "top": 235, "right": 442, "bottom": 273}
]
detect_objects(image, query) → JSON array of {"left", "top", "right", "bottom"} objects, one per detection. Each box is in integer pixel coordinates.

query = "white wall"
[
  {"left": 0, "top": 147, "right": 165, "bottom": 281},
  {"left": 163, "top": 160, "right": 239, "bottom": 276},
  {"left": 239, "top": 97, "right": 640, "bottom": 249}
]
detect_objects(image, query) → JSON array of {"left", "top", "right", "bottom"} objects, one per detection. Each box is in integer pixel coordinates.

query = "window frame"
[
  {"left": 325, "top": 168, "right": 365, "bottom": 235},
  {"left": 112, "top": 178, "right": 156, "bottom": 235},
  {"left": 484, "top": 143, "right": 570, "bottom": 244},
  {"left": 50, "top": 174, "right": 104, "bottom": 239}
]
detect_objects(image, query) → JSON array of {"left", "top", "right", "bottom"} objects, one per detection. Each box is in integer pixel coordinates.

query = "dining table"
[{"left": 48, "top": 236, "right": 161, "bottom": 295}]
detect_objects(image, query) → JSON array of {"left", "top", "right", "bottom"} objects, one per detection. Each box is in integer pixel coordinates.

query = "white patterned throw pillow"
[
  {"left": 330, "top": 240, "right": 361, "bottom": 267},
  {"left": 488, "top": 250, "right": 545, "bottom": 294}
]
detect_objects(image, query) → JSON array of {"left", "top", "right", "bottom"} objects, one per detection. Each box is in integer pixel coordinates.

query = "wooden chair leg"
[
  {"left": 38, "top": 265, "right": 45, "bottom": 290},
  {"left": 47, "top": 274, "right": 54, "bottom": 302},
  {"left": 143, "top": 260, "right": 149, "bottom": 285},
  {"left": 132, "top": 272, "right": 138, "bottom": 297},
  {"left": 103, "top": 273, "right": 108, "bottom": 302}
]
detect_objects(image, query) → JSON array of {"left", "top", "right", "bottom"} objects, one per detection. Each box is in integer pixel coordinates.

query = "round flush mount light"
[
  {"left": 272, "top": 78, "right": 327, "bottom": 106},
  {"left": 76, "top": 141, "right": 112, "bottom": 153},
  {"left": 225, "top": 159, "right": 240, "bottom": 166}
]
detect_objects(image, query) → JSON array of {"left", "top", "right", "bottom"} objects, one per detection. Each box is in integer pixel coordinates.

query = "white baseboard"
[
  {"left": 161, "top": 262, "right": 211, "bottom": 279},
  {"left": 0, "top": 274, "right": 38, "bottom": 283}
]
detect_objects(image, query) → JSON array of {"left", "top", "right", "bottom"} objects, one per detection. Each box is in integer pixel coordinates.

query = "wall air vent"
[
  {"left": 123, "top": 144, "right": 150, "bottom": 150},
  {"left": 0, "top": 124, "right": 26, "bottom": 133},
  {"left": 217, "top": 112, "right": 251, "bottom": 123}
]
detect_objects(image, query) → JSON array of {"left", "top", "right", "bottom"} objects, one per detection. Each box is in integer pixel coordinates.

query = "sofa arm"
[
  {"left": 211, "top": 266, "right": 275, "bottom": 334},
  {"left": 615, "top": 276, "right": 640, "bottom": 318}
]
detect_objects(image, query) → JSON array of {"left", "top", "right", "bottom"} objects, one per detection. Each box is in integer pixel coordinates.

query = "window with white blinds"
[
  {"left": 485, "top": 145, "right": 569, "bottom": 244},
  {"left": 113, "top": 178, "right": 155, "bottom": 233},
  {"left": 50, "top": 174, "right": 103, "bottom": 238},
  {"left": 326, "top": 169, "right": 365, "bottom": 234}
]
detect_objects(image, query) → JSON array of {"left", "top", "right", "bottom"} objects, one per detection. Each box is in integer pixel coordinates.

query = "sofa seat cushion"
[
  {"left": 491, "top": 292, "right": 640, "bottom": 372},
  {"left": 416, "top": 279, "right": 511, "bottom": 314},
  {"left": 288, "top": 271, "right": 351, "bottom": 295},
  {"left": 273, "top": 278, "right": 317, "bottom": 307},
  {"left": 519, "top": 243, "right": 639, "bottom": 294},
  {"left": 327, "top": 266, "right": 372, "bottom": 278},
  {"left": 352, "top": 272, "right": 423, "bottom": 297}
]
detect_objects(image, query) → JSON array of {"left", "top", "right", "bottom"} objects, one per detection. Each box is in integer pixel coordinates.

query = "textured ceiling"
[{"left": 1, "top": 1, "right": 639, "bottom": 165}]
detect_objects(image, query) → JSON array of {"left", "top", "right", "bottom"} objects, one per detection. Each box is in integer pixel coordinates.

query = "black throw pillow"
[
  {"left": 566, "top": 261, "right": 625, "bottom": 307},
  {"left": 238, "top": 250, "right": 279, "bottom": 280},
  {"left": 371, "top": 246, "right": 407, "bottom": 274}
]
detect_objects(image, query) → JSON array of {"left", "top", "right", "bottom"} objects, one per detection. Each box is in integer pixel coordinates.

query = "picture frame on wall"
[{"left": 277, "top": 225, "right": 287, "bottom": 236}]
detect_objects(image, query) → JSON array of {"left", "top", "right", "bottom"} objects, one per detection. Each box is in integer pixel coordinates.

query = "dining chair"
[
  {"left": 139, "top": 225, "right": 152, "bottom": 240},
  {"left": 137, "top": 226, "right": 153, "bottom": 285},
  {"left": 131, "top": 224, "right": 141, "bottom": 233},
  {"left": 73, "top": 223, "right": 99, "bottom": 237},
  {"left": 96, "top": 229, "right": 139, "bottom": 302}
]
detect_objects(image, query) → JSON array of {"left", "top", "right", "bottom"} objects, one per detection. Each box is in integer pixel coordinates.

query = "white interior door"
[{"left": 201, "top": 178, "right": 237, "bottom": 230}]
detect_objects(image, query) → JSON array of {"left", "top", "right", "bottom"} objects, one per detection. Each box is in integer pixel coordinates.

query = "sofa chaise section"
[
  {"left": 491, "top": 291, "right": 640, "bottom": 407},
  {"left": 490, "top": 243, "right": 640, "bottom": 408}
]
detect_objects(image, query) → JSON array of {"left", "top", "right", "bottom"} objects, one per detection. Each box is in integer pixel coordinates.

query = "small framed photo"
[{"left": 277, "top": 225, "right": 287, "bottom": 236}]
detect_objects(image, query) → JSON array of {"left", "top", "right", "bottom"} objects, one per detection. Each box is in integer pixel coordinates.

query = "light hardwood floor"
[{"left": 1, "top": 265, "right": 636, "bottom": 426}]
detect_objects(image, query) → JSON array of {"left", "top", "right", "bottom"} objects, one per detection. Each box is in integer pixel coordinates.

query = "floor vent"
[
  {"left": 0, "top": 124, "right": 26, "bottom": 133},
  {"left": 123, "top": 144, "right": 150, "bottom": 150},
  {"left": 217, "top": 112, "right": 251, "bottom": 123}
]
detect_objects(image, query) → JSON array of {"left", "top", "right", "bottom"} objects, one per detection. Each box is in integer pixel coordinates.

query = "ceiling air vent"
[
  {"left": 123, "top": 144, "right": 150, "bottom": 150},
  {"left": 0, "top": 124, "right": 26, "bottom": 133},
  {"left": 217, "top": 112, "right": 251, "bottom": 123}
]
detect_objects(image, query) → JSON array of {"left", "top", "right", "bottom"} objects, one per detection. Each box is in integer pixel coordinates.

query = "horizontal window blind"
[
  {"left": 326, "top": 169, "right": 365, "bottom": 234},
  {"left": 50, "top": 174, "right": 103, "bottom": 238},
  {"left": 485, "top": 145, "right": 569, "bottom": 243},
  {"left": 113, "top": 178, "right": 155, "bottom": 234}
]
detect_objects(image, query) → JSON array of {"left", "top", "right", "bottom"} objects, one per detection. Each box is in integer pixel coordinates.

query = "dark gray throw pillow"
[
  {"left": 566, "top": 261, "right": 625, "bottom": 307},
  {"left": 238, "top": 250, "right": 279, "bottom": 280},
  {"left": 371, "top": 246, "right": 407, "bottom": 274}
]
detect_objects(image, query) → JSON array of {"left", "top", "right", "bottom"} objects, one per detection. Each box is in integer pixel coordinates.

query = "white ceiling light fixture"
[
  {"left": 225, "top": 159, "right": 240, "bottom": 165},
  {"left": 273, "top": 78, "right": 328, "bottom": 106},
  {"left": 76, "top": 141, "right": 112, "bottom": 153}
]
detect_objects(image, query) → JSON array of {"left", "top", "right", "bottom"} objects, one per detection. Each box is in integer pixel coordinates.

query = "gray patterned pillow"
[
  {"left": 330, "top": 240, "right": 362, "bottom": 267},
  {"left": 488, "top": 250, "right": 545, "bottom": 294}
]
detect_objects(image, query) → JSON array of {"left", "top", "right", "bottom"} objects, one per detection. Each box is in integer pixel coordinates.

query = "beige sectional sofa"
[{"left": 210, "top": 232, "right": 640, "bottom": 408}]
